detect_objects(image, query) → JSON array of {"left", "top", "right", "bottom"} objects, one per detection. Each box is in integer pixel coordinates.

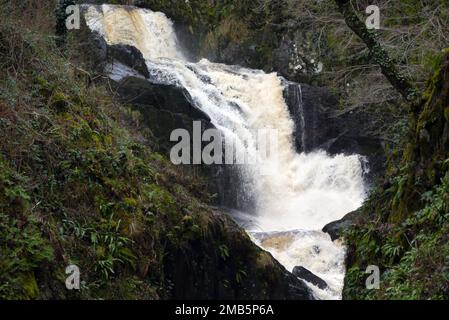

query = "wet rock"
[
  {"left": 284, "top": 82, "right": 337, "bottom": 153},
  {"left": 108, "top": 44, "right": 150, "bottom": 78},
  {"left": 322, "top": 210, "right": 359, "bottom": 241},
  {"left": 283, "top": 82, "right": 385, "bottom": 182},
  {"left": 220, "top": 42, "right": 252, "bottom": 67},
  {"left": 292, "top": 266, "right": 328, "bottom": 290},
  {"left": 272, "top": 37, "right": 317, "bottom": 82},
  {"left": 164, "top": 210, "right": 314, "bottom": 299},
  {"left": 113, "top": 76, "right": 210, "bottom": 124},
  {"left": 108, "top": 75, "right": 233, "bottom": 208}
]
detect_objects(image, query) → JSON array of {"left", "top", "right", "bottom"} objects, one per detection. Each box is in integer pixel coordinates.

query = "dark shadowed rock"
[
  {"left": 322, "top": 210, "right": 360, "bottom": 241},
  {"left": 165, "top": 210, "right": 314, "bottom": 299},
  {"left": 108, "top": 44, "right": 150, "bottom": 78},
  {"left": 272, "top": 37, "right": 318, "bottom": 83},
  {"left": 284, "top": 82, "right": 338, "bottom": 153},
  {"left": 113, "top": 76, "right": 210, "bottom": 123},
  {"left": 292, "top": 266, "right": 328, "bottom": 290},
  {"left": 283, "top": 81, "right": 385, "bottom": 182}
]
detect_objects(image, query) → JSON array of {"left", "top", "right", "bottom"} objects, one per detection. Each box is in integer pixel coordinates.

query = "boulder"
[
  {"left": 322, "top": 210, "right": 360, "bottom": 241},
  {"left": 165, "top": 210, "right": 314, "bottom": 299},
  {"left": 292, "top": 266, "right": 329, "bottom": 290},
  {"left": 108, "top": 44, "right": 150, "bottom": 78}
]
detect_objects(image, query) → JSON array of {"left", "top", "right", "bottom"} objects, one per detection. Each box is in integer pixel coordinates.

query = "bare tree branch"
[{"left": 334, "top": 0, "right": 418, "bottom": 102}]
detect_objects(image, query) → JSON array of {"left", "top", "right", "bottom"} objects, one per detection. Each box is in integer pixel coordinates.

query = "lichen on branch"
[{"left": 334, "top": 0, "right": 418, "bottom": 102}]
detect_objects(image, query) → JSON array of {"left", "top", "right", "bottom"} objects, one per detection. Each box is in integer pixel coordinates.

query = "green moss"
[
  {"left": 0, "top": 209, "right": 54, "bottom": 299},
  {"left": 50, "top": 91, "right": 70, "bottom": 110},
  {"left": 21, "top": 273, "right": 39, "bottom": 299}
]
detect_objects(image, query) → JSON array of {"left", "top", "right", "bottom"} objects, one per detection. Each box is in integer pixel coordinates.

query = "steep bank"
[{"left": 0, "top": 1, "right": 312, "bottom": 300}]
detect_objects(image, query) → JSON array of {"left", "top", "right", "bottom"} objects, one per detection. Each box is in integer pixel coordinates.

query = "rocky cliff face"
[
  {"left": 283, "top": 82, "right": 383, "bottom": 181},
  {"left": 76, "top": 3, "right": 383, "bottom": 300},
  {"left": 86, "top": 0, "right": 449, "bottom": 301}
]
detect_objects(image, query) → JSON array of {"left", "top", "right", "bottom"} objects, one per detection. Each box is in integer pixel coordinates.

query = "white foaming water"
[
  {"left": 83, "top": 4, "right": 367, "bottom": 299},
  {"left": 252, "top": 230, "right": 347, "bottom": 300}
]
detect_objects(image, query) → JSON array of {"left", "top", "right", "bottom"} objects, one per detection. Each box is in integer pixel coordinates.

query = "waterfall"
[{"left": 83, "top": 4, "right": 367, "bottom": 300}]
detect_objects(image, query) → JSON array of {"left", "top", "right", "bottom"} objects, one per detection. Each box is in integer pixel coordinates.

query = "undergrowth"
[
  {"left": 344, "top": 171, "right": 449, "bottom": 299},
  {"left": 0, "top": 1, "right": 212, "bottom": 299}
]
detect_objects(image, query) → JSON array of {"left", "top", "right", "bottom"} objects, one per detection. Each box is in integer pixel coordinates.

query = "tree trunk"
[
  {"left": 392, "top": 50, "right": 449, "bottom": 220},
  {"left": 334, "top": 0, "right": 417, "bottom": 102}
]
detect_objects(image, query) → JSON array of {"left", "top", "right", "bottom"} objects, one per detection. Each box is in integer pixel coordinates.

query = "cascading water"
[{"left": 83, "top": 4, "right": 367, "bottom": 300}]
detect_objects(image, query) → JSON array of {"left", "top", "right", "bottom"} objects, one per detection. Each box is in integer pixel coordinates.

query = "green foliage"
[
  {"left": 0, "top": 159, "right": 54, "bottom": 298},
  {"left": 235, "top": 269, "right": 247, "bottom": 284},
  {"left": 218, "top": 244, "right": 230, "bottom": 261},
  {"left": 344, "top": 172, "right": 449, "bottom": 299},
  {"left": 0, "top": 4, "right": 214, "bottom": 299}
]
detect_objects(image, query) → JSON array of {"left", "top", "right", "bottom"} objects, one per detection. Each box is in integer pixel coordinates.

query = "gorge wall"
[{"left": 77, "top": 4, "right": 370, "bottom": 299}]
